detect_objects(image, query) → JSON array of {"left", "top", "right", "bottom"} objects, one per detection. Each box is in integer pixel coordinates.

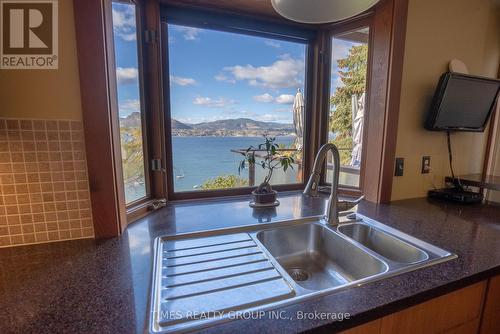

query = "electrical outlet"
[
  {"left": 395, "top": 157, "right": 404, "bottom": 176},
  {"left": 422, "top": 156, "right": 431, "bottom": 174}
]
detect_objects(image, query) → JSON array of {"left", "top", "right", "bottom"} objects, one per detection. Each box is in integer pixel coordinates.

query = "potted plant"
[{"left": 239, "top": 136, "right": 294, "bottom": 207}]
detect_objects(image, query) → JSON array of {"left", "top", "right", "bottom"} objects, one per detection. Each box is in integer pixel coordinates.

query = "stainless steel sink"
[
  {"left": 337, "top": 223, "right": 428, "bottom": 264},
  {"left": 150, "top": 214, "right": 456, "bottom": 333},
  {"left": 256, "top": 223, "right": 387, "bottom": 290}
]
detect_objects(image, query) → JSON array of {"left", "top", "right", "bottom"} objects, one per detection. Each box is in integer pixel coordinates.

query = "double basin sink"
[{"left": 150, "top": 214, "right": 455, "bottom": 333}]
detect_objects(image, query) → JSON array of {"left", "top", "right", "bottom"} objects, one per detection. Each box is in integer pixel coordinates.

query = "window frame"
[
  {"left": 319, "top": 17, "right": 374, "bottom": 196},
  {"left": 160, "top": 6, "right": 318, "bottom": 200},
  {"left": 74, "top": 0, "right": 408, "bottom": 235},
  {"left": 107, "top": 0, "right": 168, "bottom": 222},
  {"left": 110, "top": 0, "right": 152, "bottom": 207}
]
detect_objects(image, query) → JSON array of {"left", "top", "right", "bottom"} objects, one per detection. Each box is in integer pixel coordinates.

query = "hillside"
[
  {"left": 173, "top": 118, "right": 295, "bottom": 137},
  {"left": 120, "top": 114, "right": 295, "bottom": 136},
  {"left": 119, "top": 112, "right": 141, "bottom": 128},
  {"left": 189, "top": 118, "right": 293, "bottom": 131},
  {"left": 172, "top": 119, "right": 192, "bottom": 130}
]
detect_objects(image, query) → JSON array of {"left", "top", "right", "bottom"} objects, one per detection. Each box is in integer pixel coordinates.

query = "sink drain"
[{"left": 288, "top": 268, "right": 309, "bottom": 282}]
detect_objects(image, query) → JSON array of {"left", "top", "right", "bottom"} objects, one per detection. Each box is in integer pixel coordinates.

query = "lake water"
[{"left": 172, "top": 136, "right": 299, "bottom": 192}]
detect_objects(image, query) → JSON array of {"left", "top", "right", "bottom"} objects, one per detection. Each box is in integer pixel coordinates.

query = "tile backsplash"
[{"left": 0, "top": 118, "right": 94, "bottom": 248}]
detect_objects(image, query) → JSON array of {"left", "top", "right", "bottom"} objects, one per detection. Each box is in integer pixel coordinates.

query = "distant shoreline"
[{"left": 172, "top": 134, "right": 297, "bottom": 138}]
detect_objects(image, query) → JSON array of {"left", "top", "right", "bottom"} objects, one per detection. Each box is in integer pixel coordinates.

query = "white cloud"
[
  {"left": 253, "top": 93, "right": 297, "bottom": 104},
  {"left": 193, "top": 97, "right": 235, "bottom": 108},
  {"left": 264, "top": 40, "right": 281, "bottom": 48},
  {"left": 253, "top": 93, "right": 274, "bottom": 103},
  {"left": 170, "top": 75, "right": 197, "bottom": 86},
  {"left": 214, "top": 73, "right": 236, "bottom": 84},
  {"left": 175, "top": 26, "right": 201, "bottom": 40},
  {"left": 275, "top": 94, "right": 295, "bottom": 104},
  {"left": 118, "top": 99, "right": 140, "bottom": 115},
  {"left": 112, "top": 6, "right": 136, "bottom": 41},
  {"left": 224, "top": 56, "right": 304, "bottom": 89},
  {"left": 332, "top": 39, "right": 353, "bottom": 62},
  {"left": 116, "top": 67, "right": 138, "bottom": 84}
]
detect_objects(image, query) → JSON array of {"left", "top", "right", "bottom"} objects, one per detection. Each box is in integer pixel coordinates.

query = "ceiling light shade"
[{"left": 271, "top": 0, "right": 381, "bottom": 24}]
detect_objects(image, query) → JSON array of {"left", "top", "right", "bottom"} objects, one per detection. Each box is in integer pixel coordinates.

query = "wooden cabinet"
[
  {"left": 340, "top": 319, "right": 381, "bottom": 334},
  {"left": 341, "top": 278, "right": 500, "bottom": 334},
  {"left": 480, "top": 275, "right": 500, "bottom": 334},
  {"left": 380, "top": 281, "right": 486, "bottom": 334}
]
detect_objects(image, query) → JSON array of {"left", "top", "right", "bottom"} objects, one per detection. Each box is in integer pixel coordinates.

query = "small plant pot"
[{"left": 249, "top": 190, "right": 279, "bottom": 208}]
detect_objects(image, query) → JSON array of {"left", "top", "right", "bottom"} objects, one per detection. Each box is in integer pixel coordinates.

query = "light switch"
[
  {"left": 395, "top": 158, "right": 404, "bottom": 176},
  {"left": 422, "top": 156, "right": 431, "bottom": 174}
]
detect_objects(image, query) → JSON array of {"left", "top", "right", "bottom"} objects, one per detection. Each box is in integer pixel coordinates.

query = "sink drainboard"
[{"left": 151, "top": 233, "right": 295, "bottom": 333}]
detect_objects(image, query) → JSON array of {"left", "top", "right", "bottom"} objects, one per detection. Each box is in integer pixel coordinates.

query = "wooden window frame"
[
  {"left": 74, "top": 0, "right": 408, "bottom": 237},
  {"left": 316, "top": 17, "right": 374, "bottom": 197},
  {"left": 160, "top": 6, "right": 318, "bottom": 201},
  {"left": 120, "top": 0, "right": 168, "bottom": 222},
  {"left": 105, "top": 0, "right": 168, "bottom": 223},
  {"left": 109, "top": 1, "right": 152, "bottom": 207},
  {"left": 314, "top": 0, "right": 408, "bottom": 202}
]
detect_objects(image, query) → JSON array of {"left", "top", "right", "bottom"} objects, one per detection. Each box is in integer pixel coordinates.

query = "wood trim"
[
  {"left": 378, "top": 0, "right": 409, "bottom": 203},
  {"left": 73, "top": 0, "right": 126, "bottom": 237},
  {"left": 481, "top": 67, "right": 500, "bottom": 197},
  {"left": 75, "top": 0, "right": 167, "bottom": 226},
  {"left": 318, "top": 16, "right": 373, "bottom": 193},
  {"left": 363, "top": 0, "right": 409, "bottom": 203},
  {"left": 309, "top": 29, "right": 329, "bottom": 188},
  {"left": 161, "top": 5, "right": 316, "bottom": 43},
  {"left": 160, "top": 21, "right": 175, "bottom": 200},
  {"left": 316, "top": 0, "right": 409, "bottom": 203},
  {"left": 142, "top": 0, "right": 168, "bottom": 200},
  {"left": 169, "top": 184, "right": 305, "bottom": 201},
  {"left": 117, "top": 0, "right": 155, "bottom": 224}
]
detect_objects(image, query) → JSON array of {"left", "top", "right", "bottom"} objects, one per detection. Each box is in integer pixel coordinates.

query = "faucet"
[{"left": 304, "top": 143, "right": 363, "bottom": 225}]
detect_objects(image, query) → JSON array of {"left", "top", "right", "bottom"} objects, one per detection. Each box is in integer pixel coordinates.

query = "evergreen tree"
[{"left": 330, "top": 44, "right": 368, "bottom": 165}]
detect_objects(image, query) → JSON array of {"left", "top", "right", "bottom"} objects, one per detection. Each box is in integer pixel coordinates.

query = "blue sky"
[
  {"left": 167, "top": 24, "right": 307, "bottom": 124},
  {"left": 112, "top": 3, "right": 356, "bottom": 125},
  {"left": 112, "top": 3, "right": 141, "bottom": 119}
]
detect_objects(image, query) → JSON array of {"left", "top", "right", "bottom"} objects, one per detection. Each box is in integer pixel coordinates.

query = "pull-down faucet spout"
[{"left": 303, "top": 143, "right": 341, "bottom": 225}]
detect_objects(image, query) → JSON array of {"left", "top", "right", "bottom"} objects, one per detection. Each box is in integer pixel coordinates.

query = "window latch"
[
  {"left": 144, "top": 30, "right": 158, "bottom": 44},
  {"left": 151, "top": 158, "right": 163, "bottom": 172}
]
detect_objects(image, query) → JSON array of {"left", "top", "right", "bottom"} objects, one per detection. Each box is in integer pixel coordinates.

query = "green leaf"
[{"left": 238, "top": 160, "right": 245, "bottom": 174}]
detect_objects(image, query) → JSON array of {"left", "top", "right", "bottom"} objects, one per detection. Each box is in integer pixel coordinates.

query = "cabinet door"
[
  {"left": 480, "top": 275, "right": 500, "bottom": 334},
  {"left": 340, "top": 319, "right": 381, "bottom": 334},
  {"left": 380, "top": 281, "right": 486, "bottom": 334}
]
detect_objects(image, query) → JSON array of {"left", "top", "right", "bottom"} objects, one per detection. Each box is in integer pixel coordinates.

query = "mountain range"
[
  {"left": 178, "top": 118, "right": 293, "bottom": 131},
  {"left": 120, "top": 113, "right": 295, "bottom": 136}
]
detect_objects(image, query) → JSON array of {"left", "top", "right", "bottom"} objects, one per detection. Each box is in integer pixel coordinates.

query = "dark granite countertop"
[{"left": 1, "top": 192, "right": 500, "bottom": 334}]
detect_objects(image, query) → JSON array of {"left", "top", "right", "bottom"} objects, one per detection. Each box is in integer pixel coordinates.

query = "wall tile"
[{"left": 0, "top": 118, "right": 94, "bottom": 248}]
